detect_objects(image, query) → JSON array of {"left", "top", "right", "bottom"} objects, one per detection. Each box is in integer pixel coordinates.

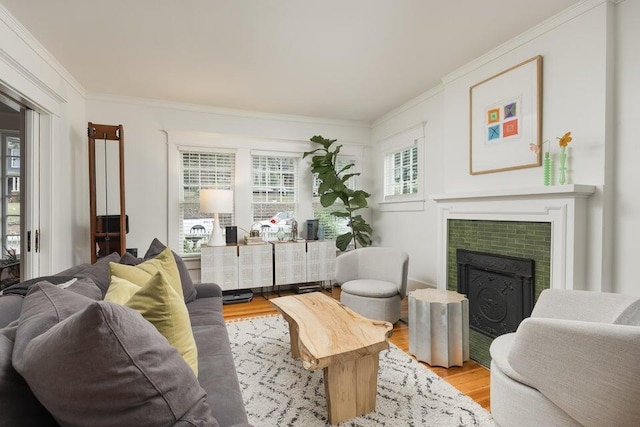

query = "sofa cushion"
[
  {"left": 0, "top": 276, "right": 101, "bottom": 300},
  {"left": 341, "top": 279, "right": 399, "bottom": 298},
  {"left": 16, "top": 301, "right": 217, "bottom": 427},
  {"left": 12, "top": 282, "right": 95, "bottom": 370},
  {"left": 0, "top": 325, "right": 57, "bottom": 426},
  {"left": 110, "top": 247, "right": 184, "bottom": 299},
  {"left": 55, "top": 251, "right": 121, "bottom": 296},
  {"left": 0, "top": 294, "right": 24, "bottom": 328},
  {"left": 193, "top": 323, "right": 248, "bottom": 427},
  {"left": 105, "top": 272, "right": 198, "bottom": 376},
  {"left": 145, "top": 238, "right": 197, "bottom": 303}
]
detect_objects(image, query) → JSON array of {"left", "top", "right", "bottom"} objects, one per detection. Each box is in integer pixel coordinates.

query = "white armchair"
[
  {"left": 335, "top": 247, "right": 409, "bottom": 324},
  {"left": 490, "top": 288, "right": 640, "bottom": 427}
]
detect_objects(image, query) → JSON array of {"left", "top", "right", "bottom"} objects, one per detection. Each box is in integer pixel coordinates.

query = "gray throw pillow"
[
  {"left": 17, "top": 301, "right": 217, "bottom": 426},
  {"left": 55, "top": 252, "right": 121, "bottom": 296},
  {"left": 0, "top": 325, "right": 57, "bottom": 426},
  {"left": 12, "top": 282, "right": 95, "bottom": 371},
  {"left": 144, "top": 238, "right": 197, "bottom": 303}
]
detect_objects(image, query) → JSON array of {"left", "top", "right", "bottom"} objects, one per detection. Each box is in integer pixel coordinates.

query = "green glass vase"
[
  {"left": 559, "top": 146, "right": 567, "bottom": 185},
  {"left": 543, "top": 152, "right": 551, "bottom": 186}
]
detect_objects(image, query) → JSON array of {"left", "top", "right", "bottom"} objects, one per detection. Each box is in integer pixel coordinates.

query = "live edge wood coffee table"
[{"left": 270, "top": 292, "right": 393, "bottom": 425}]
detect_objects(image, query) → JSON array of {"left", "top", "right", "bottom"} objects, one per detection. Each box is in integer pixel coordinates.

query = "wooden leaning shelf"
[{"left": 88, "top": 123, "right": 126, "bottom": 263}]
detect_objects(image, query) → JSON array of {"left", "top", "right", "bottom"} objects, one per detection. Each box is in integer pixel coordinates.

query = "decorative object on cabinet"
[
  {"left": 306, "top": 219, "right": 319, "bottom": 240},
  {"left": 199, "top": 189, "right": 233, "bottom": 246},
  {"left": 225, "top": 226, "right": 237, "bottom": 244},
  {"left": 557, "top": 131, "right": 572, "bottom": 185},
  {"left": 530, "top": 139, "right": 551, "bottom": 186},
  {"left": 469, "top": 55, "right": 542, "bottom": 175},
  {"left": 303, "top": 135, "right": 372, "bottom": 251},
  {"left": 88, "top": 122, "right": 127, "bottom": 263}
]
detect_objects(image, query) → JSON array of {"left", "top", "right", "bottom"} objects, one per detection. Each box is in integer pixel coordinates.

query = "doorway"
[{"left": 0, "top": 97, "right": 23, "bottom": 288}]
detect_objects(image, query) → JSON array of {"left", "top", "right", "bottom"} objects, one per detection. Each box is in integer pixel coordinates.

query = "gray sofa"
[
  {"left": 490, "top": 288, "right": 640, "bottom": 427},
  {"left": 0, "top": 240, "right": 251, "bottom": 427}
]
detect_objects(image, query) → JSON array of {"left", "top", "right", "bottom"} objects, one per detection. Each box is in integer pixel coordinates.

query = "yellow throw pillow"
[
  {"left": 104, "top": 276, "right": 139, "bottom": 305},
  {"left": 104, "top": 271, "right": 198, "bottom": 376},
  {"left": 109, "top": 247, "right": 184, "bottom": 300}
]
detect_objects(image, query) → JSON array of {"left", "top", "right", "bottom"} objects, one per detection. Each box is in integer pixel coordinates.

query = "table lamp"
[{"left": 199, "top": 189, "right": 234, "bottom": 246}]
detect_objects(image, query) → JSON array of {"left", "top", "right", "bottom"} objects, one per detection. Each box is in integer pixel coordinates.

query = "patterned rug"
[{"left": 226, "top": 315, "right": 496, "bottom": 426}]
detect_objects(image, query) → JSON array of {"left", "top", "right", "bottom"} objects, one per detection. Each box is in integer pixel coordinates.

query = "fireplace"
[{"left": 457, "top": 249, "right": 534, "bottom": 338}]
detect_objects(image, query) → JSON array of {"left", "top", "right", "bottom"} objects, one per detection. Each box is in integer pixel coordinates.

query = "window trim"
[
  {"left": 378, "top": 124, "right": 425, "bottom": 212},
  {"left": 179, "top": 150, "right": 236, "bottom": 254}
]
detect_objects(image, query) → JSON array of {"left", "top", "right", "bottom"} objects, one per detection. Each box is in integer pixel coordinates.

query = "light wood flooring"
[{"left": 222, "top": 286, "right": 491, "bottom": 411}]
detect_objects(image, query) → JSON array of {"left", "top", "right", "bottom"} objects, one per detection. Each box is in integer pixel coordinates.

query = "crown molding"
[
  {"left": 0, "top": 4, "right": 86, "bottom": 101},
  {"left": 372, "top": 84, "right": 443, "bottom": 128},
  {"left": 441, "top": 0, "right": 609, "bottom": 85},
  {"left": 87, "top": 92, "right": 372, "bottom": 130}
]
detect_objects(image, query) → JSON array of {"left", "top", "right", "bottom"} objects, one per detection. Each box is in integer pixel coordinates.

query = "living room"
[{"left": 0, "top": 0, "right": 639, "bottom": 425}]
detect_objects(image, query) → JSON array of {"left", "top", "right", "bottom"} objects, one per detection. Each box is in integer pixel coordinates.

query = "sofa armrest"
[
  {"left": 508, "top": 317, "right": 640, "bottom": 426},
  {"left": 531, "top": 289, "right": 639, "bottom": 323},
  {"left": 194, "top": 283, "right": 222, "bottom": 299}
]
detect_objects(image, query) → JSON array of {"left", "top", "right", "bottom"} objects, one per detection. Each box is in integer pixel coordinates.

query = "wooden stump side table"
[{"left": 408, "top": 288, "right": 469, "bottom": 368}]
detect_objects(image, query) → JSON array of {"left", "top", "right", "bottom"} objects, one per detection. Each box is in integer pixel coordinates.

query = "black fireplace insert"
[{"left": 457, "top": 249, "right": 534, "bottom": 338}]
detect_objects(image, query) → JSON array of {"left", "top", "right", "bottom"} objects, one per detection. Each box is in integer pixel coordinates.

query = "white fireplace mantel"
[{"left": 430, "top": 184, "right": 596, "bottom": 292}]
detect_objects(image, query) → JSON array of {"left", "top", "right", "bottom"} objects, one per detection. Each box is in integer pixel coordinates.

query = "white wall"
[
  {"left": 371, "top": 0, "right": 631, "bottom": 293},
  {"left": 613, "top": 0, "right": 640, "bottom": 295},
  {"left": 0, "top": 5, "right": 87, "bottom": 275},
  {"left": 86, "top": 96, "right": 371, "bottom": 255}
]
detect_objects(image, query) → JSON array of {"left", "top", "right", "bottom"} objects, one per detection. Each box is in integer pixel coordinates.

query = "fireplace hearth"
[{"left": 457, "top": 249, "right": 534, "bottom": 338}]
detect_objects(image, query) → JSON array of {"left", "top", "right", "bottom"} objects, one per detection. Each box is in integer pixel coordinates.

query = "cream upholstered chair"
[
  {"left": 335, "top": 247, "right": 409, "bottom": 324},
  {"left": 490, "top": 288, "right": 640, "bottom": 427}
]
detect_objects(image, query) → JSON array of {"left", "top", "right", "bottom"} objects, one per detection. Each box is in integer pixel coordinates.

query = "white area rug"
[{"left": 226, "top": 315, "right": 496, "bottom": 426}]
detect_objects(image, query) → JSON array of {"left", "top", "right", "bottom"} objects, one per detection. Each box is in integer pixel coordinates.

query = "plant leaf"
[
  {"left": 336, "top": 233, "right": 353, "bottom": 251},
  {"left": 303, "top": 148, "right": 322, "bottom": 159},
  {"left": 355, "top": 233, "right": 371, "bottom": 247},
  {"left": 320, "top": 192, "right": 339, "bottom": 207}
]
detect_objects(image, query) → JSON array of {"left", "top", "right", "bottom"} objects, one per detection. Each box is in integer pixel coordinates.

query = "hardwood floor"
[{"left": 222, "top": 287, "right": 491, "bottom": 412}]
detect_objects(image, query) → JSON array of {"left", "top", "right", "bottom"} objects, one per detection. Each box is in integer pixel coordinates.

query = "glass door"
[{"left": 0, "top": 98, "right": 22, "bottom": 288}]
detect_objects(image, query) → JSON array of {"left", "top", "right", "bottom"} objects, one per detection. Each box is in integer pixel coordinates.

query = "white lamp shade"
[{"left": 199, "top": 189, "right": 234, "bottom": 214}]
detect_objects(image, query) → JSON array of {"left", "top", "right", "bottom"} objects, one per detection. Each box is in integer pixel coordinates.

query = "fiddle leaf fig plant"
[{"left": 303, "top": 135, "right": 372, "bottom": 251}]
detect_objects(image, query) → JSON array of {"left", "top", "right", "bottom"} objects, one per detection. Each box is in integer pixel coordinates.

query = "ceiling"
[{"left": 1, "top": 0, "right": 580, "bottom": 122}]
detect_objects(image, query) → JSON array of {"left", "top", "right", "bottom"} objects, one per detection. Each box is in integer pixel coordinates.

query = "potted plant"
[{"left": 303, "top": 135, "right": 372, "bottom": 251}]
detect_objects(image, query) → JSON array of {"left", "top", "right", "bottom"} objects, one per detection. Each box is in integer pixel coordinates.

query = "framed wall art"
[{"left": 469, "top": 55, "right": 542, "bottom": 175}]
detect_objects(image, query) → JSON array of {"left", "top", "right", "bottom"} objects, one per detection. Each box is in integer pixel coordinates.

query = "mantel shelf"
[{"left": 430, "top": 184, "right": 596, "bottom": 203}]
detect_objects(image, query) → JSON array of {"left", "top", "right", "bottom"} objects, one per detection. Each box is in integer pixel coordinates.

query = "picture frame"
[{"left": 469, "top": 55, "right": 542, "bottom": 175}]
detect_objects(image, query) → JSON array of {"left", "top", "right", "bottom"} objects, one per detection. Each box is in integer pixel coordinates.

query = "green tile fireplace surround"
[{"left": 447, "top": 219, "right": 551, "bottom": 367}]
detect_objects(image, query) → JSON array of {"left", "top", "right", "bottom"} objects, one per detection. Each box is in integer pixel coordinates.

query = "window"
[
  {"left": 0, "top": 133, "right": 20, "bottom": 254},
  {"left": 384, "top": 144, "right": 418, "bottom": 198},
  {"left": 180, "top": 151, "right": 235, "bottom": 253},
  {"left": 251, "top": 155, "right": 297, "bottom": 236},
  {"left": 312, "top": 158, "right": 356, "bottom": 240}
]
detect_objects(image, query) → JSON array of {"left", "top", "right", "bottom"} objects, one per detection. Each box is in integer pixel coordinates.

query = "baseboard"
[{"left": 407, "top": 278, "right": 437, "bottom": 293}]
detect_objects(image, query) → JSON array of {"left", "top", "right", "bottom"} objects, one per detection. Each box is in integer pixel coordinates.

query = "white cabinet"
[
  {"left": 201, "top": 241, "right": 335, "bottom": 290},
  {"left": 201, "top": 244, "right": 273, "bottom": 290},
  {"left": 200, "top": 245, "right": 238, "bottom": 291},
  {"left": 238, "top": 244, "right": 273, "bottom": 288},
  {"left": 306, "top": 240, "right": 336, "bottom": 283},
  {"left": 272, "top": 241, "right": 307, "bottom": 286}
]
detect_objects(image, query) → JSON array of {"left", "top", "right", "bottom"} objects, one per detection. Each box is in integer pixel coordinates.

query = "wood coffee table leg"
[
  {"left": 287, "top": 322, "right": 300, "bottom": 359},
  {"left": 323, "top": 353, "right": 380, "bottom": 424}
]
